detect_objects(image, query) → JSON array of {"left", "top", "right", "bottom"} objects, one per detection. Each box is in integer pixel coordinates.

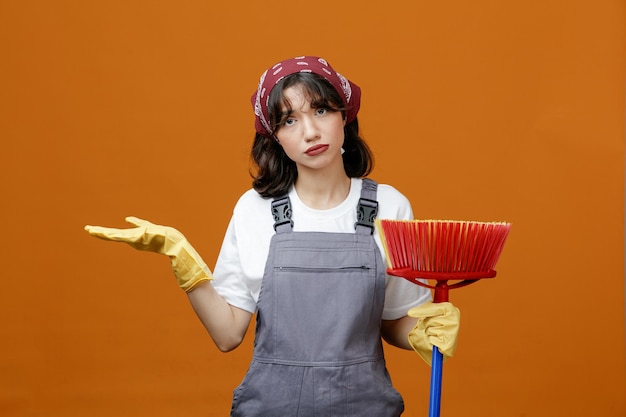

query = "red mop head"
[{"left": 376, "top": 219, "right": 511, "bottom": 301}]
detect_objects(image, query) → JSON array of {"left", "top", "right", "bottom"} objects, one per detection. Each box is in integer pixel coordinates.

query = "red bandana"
[{"left": 251, "top": 56, "right": 361, "bottom": 137}]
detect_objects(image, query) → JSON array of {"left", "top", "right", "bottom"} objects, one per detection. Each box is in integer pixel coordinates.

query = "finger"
[
  {"left": 84, "top": 225, "right": 142, "bottom": 242},
  {"left": 418, "top": 311, "right": 460, "bottom": 331},
  {"left": 427, "top": 334, "right": 456, "bottom": 357},
  {"left": 84, "top": 225, "right": 112, "bottom": 237},
  {"left": 420, "top": 318, "right": 446, "bottom": 331},
  {"left": 407, "top": 302, "right": 445, "bottom": 318},
  {"left": 125, "top": 216, "right": 153, "bottom": 227}
]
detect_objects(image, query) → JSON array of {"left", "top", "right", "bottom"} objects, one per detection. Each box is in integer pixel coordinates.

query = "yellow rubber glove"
[
  {"left": 84, "top": 216, "right": 213, "bottom": 293},
  {"left": 407, "top": 301, "right": 461, "bottom": 366}
]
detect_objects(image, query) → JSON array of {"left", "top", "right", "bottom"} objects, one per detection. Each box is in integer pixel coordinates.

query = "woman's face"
[{"left": 274, "top": 84, "right": 345, "bottom": 174}]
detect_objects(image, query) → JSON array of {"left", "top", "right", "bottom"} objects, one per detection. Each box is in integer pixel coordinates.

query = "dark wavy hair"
[{"left": 250, "top": 72, "right": 374, "bottom": 198}]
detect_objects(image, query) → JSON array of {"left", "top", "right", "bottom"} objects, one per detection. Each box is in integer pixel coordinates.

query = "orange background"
[{"left": 1, "top": 1, "right": 624, "bottom": 416}]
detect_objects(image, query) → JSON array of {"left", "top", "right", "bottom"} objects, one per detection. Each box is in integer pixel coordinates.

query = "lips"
[{"left": 305, "top": 144, "right": 329, "bottom": 156}]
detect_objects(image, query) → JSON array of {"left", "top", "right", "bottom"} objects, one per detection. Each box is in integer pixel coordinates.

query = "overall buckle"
[
  {"left": 271, "top": 197, "right": 293, "bottom": 231},
  {"left": 355, "top": 198, "right": 378, "bottom": 235}
]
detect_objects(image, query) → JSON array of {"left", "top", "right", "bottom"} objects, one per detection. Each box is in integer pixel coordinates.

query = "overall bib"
[{"left": 231, "top": 180, "right": 404, "bottom": 417}]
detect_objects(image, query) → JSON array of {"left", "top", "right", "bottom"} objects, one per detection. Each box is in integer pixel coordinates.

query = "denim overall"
[{"left": 231, "top": 179, "right": 404, "bottom": 417}]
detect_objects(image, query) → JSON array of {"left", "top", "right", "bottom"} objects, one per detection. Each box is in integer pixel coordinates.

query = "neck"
[{"left": 294, "top": 173, "right": 352, "bottom": 210}]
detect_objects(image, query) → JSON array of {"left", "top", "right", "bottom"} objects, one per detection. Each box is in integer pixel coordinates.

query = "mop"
[{"left": 376, "top": 219, "right": 511, "bottom": 417}]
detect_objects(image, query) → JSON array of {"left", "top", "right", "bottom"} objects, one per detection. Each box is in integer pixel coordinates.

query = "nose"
[{"left": 301, "top": 116, "right": 320, "bottom": 141}]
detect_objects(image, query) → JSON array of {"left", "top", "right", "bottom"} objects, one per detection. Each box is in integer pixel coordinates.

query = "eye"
[
  {"left": 315, "top": 108, "right": 328, "bottom": 116},
  {"left": 278, "top": 111, "right": 296, "bottom": 128}
]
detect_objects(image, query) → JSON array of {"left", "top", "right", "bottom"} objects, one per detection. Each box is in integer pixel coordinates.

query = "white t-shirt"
[{"left": 211, "top": 178, "right": 431, "bottom": 320}]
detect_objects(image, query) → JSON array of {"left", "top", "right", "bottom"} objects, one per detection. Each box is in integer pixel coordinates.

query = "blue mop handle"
[
  {"left": 428, "top": 282, "right": 449, "bottom": 417},
  {"left": 428, "top": 342, "right": 444, "bottom": 417}
]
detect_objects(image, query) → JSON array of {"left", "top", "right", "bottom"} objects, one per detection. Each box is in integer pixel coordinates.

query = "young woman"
[{"left": 86, "top": 56, "right": 460, "bottom": 416}]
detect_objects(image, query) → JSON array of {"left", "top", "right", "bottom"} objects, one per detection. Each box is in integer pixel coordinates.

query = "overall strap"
[
  {"left": 272, "top": 179, "right": 378, "bottom": 235},
  {"left": 355, "top": 178, "right": 378, "bottom": 235},
  {"left": 271, "top": 196, "right": 293, "bottom": 234}
]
